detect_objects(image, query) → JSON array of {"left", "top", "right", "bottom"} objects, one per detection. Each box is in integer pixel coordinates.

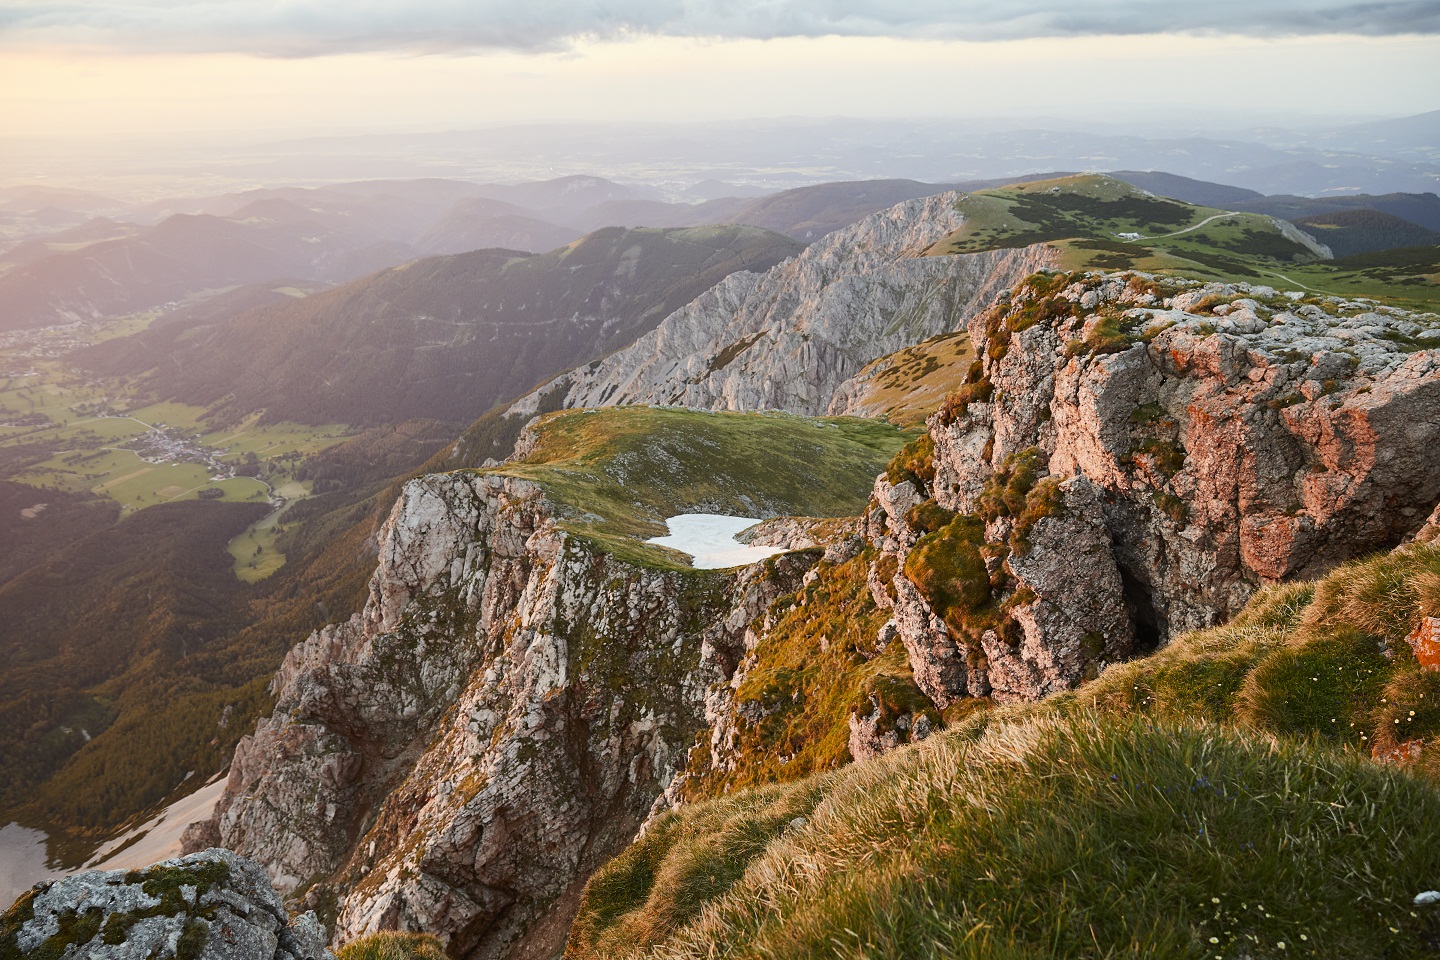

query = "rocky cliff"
[
  {"left": 508, "top": 193, "right": 1055, "bottom": 418},
  {"left": 186, "top": 463, "right": 825, "bottom": 959},
  {"left": 184, "top": 260, "right": 1440, "bottom": 959},
  {"left": 865, "top": 271, "right": 1440, "bottom": 706}
]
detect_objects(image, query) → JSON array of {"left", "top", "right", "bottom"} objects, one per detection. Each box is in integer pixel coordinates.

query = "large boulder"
[{"left": 1, "top": 849, "right": 332, "bottom": 960}]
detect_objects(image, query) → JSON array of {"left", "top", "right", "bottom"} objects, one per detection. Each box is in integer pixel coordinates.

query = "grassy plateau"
[
  {"left": 488, "top": 406, "right": 913, "bottom": 567},
  {"left": 922, "top": 175, "right": 1439, "bottom": 313}
]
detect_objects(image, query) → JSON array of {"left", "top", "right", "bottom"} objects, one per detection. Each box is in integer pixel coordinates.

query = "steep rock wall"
[{"left": 188, "top": 472, "right": 815, "bottom": 959}]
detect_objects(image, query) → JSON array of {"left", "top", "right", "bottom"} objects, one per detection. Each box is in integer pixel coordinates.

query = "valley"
[
  {"left": 5, "top": 0, "right": 1440, "bottom": 952},
  {"left": 0, "top": 313, "right": 359, "bottom": 579}
]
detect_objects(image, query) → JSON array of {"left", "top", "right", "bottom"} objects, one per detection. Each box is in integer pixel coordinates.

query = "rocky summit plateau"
[{"left": 6, "top": 178, "right": 1440, "bottom": 960}]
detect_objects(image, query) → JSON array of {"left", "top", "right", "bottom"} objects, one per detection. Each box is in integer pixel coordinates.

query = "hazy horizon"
[{"left": 3, "top": 1, "right": 1438, "bottom": 197}]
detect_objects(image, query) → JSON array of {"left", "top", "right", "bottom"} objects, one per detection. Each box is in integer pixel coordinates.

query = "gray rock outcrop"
[
  {"left": 865, "top": 271, "right": 1440, "bottom": 706},
  {"left": 1, "top": 849, "right": 331, "bottom": 960}
]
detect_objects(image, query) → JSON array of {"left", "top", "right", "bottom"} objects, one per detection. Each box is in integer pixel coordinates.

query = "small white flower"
[{"left": 1414, "top": 890, "right": 1440, "bottom": 905}]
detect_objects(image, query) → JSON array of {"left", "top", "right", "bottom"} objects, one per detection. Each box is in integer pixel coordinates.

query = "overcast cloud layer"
[{"left": 3, "top": 0, "right": 1439, "bottom": 55}]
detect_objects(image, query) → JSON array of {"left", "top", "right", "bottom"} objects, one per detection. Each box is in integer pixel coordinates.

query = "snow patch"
[
  {"left": 646, "top": 514, "right": 787, "bottom": 569},
  {"left": 84, "top": 775, "right": 228, "bottom": 872}
]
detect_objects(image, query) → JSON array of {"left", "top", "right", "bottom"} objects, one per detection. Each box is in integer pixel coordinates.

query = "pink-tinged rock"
[
  {"left": 868, "top": 272, "right": 1440, "bottom": 708},
  {"left": 1373, "top": 738, "right": 1425, "bottom": 765},
  {"left": 1407, "top": 617, "right": 1440, "bottom": 671}
]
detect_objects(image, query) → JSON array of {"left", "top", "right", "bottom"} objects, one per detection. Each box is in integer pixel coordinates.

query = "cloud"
[{"left": 2, "top": 0, "right": 1438, "bottom": 55}]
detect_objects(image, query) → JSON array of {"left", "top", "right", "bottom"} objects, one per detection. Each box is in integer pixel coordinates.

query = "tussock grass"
[
  {"left": 571, "top": 542, "right": 1440, "bottom": 959},
  {"left": 574, "top": 712, "right": 1440, "bottom": 960},
  {"left": 684, "top": 552, "right": 930, "bottom": 797},
  {"left": 336, "top": 932, "right": 447, "bottom": 960}
]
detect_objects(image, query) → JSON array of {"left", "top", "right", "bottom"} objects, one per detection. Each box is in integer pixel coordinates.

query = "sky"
[{"left": 1, "top": 1, "right": 1437, "bottom": 142}]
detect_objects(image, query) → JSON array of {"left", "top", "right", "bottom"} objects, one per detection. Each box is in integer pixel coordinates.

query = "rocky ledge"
[{"left": 1, "top": 849, "right": 331, "bottom": 960}]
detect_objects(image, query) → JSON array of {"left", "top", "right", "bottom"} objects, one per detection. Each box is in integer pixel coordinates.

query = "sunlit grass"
[
  {"left": 226, "top": 493, "right": 305, "bottom": 583},
  {"left": 572, "top": 542, "right": 1440, "bottom": 959}
]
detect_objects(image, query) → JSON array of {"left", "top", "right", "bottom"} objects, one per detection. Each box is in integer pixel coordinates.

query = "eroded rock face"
[
  {"left": 189, "top": 472, "right": 815, "bottom": 960},
  {"left": 980, "top": 476, "right": 1134, "bottom": 702},
  {"left": 200, "top": 473, "right": 549, "bottom": 897},
  {"left": 508, "top": 194, "right": 1056, "bottom": 418},
  {"left": 848, "top": 702, "right": 933, "bottom": 762},
  {"left": 2, "top": 849, "right": 331, "bottom": 960},
  {"left": 868, "top": 271, "right": 1440, "bottom": 707}
]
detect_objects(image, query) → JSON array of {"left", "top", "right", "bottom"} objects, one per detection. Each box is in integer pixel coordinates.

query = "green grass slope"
[
  {"left": 570, "top": 539, "right": 1440, "bottom": 959},
  {"left": 834, "top": 330, "right": 975, "bottom": 428},
  {"left": 488, "top": 407, "right": 912, "bottom": 566},
  {"left": 921, "top": 175, "right": 1440, "bottom": 312}
]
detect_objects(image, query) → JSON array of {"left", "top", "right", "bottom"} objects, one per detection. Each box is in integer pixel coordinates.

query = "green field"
[
  {"left": 0, "top": 314, "right": 358, "bottom": 579},
  {"left": 490, "top": 407, "right": 914, "bottom": 568},
  {"left": 227, "top": 488, "right": 309, "bottom": 583}
]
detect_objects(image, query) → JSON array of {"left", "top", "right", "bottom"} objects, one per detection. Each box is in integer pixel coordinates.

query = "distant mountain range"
[
  {"left": 5, "top": 165, "right": 1437, "bottom": 332},
  {"left": 78, "top": 224, "right": 801, "bottom": 426}
]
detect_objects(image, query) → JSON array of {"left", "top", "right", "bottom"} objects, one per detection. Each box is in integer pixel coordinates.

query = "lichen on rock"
[{"left": 1, "top": 849, "right": 331, "bottom": 960}]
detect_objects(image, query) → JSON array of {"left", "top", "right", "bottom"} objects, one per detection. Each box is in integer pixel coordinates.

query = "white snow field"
[
  {"left": 85, "top": 775, "right": 228, "bottom": 871},
  {"left": 645, "top": 514, "right": 787, "bottom": 569}
]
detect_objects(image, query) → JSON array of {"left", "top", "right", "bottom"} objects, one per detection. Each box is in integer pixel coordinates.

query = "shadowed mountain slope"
[{"left": 80, "top": 225, "right": 801, "bottom": 426}]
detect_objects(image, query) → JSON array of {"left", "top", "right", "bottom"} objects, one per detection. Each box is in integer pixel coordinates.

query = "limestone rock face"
[
  {"left": 980, "top": 477, "right": 1134, "bottom": 702},
  {"left": 508, "top": 194, "right": 1056, "bottom": 418},
  {"left": 1410, "top": 502, "right": 1440, "bottom": 546},
  {"left": 202, "top": 473, "right": 549, "bottom": 897},
  {"left": 868, "top": 272, "right": 1440, "bottom": 708},
  {"left": 737, "top": 516, "right": 863, "bottom": 562},
  {"left": 188, "top": 472, "right": 815, "bottom": 960},
  {"left": 3, "top": 849, "right": 331, "bottom": 960},
  {"left": 848, "top": 701, "right": 933, "bottom": 762}
]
